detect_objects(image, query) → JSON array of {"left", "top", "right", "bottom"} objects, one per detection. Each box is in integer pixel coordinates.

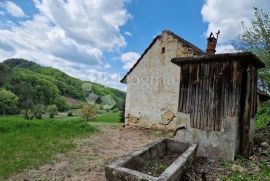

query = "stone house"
[
  {"left": 121, "top": 30, "right": 264, "bottom": 160},
  {"left": 121, "top": 30, "right": 205, "bottom": 130}
]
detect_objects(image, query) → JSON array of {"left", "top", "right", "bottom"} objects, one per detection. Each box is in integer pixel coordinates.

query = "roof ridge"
[
  {"left": 162, "top": 30, "right": 205, "bottom": 54},
  {"left": 120, "top": 30, "right": 205, "bottom": 83}
]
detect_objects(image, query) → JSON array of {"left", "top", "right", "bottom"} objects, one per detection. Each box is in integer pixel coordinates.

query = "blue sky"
[{"left": 0, "top": 0, "right": 269, "bottom": 90}]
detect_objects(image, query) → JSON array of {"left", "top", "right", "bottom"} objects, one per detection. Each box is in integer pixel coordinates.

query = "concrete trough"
[{"left": 105, "top": 139, "right": 198, "bottom": 181}]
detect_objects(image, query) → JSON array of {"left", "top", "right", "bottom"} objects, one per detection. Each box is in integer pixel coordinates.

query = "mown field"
[{"left": 92, "top": 111, "right": 121, "bottom": 123}]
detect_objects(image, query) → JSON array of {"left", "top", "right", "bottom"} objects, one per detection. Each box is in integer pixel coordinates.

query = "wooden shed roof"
[
  {"left": 171, "top": 52, "right": 265, "bottom": 69},
  {"left": 257, "top": 89, "right": 270, "bottom": 99},
  {"left": 120, "top": 30, "right": 205, "bottom": 83}
]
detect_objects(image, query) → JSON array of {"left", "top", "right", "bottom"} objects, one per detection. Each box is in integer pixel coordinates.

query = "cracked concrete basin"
[{"left": 105, "top": 139, "right": 198, "bottom": 181}]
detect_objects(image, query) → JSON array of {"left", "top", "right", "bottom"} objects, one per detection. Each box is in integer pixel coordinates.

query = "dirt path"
[{"left": 8, "top": 123, "right": 163, "bottom": 181}]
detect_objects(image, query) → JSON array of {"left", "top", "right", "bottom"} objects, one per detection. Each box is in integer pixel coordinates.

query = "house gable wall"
[{"left": 125, "top": 32, "right": 200, "bottom": 129}]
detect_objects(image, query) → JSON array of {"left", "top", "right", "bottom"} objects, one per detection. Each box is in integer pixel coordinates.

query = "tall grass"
[{"left": 0, "top": 115, "right": 97, "bottom": 179}]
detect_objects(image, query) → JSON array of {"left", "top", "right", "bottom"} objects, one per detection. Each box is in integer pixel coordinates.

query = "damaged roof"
[
  {"left": 257, "top": 89, "right": 270, "bottom": 99},
  {"left": 171, "top": 52, "right": 265, "bottom": 69},
  {"left": 120, "top": 30, "right": 205, "bottom": 83}
]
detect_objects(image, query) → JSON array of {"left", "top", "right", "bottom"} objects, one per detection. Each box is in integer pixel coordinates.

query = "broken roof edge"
[
  {"left": 257, "top": 89, "right": 270, "bottom": 99},
  {"left": 171, "top": 52, "right": 265, "bottom": 69},
  {"left": 120, "top": 30, "right": 206, "bottom": 84}
]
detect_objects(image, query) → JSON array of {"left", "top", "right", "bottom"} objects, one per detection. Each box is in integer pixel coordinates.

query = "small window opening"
[{"left": 161, "top": 47, "right": 165, "bottom": 54}]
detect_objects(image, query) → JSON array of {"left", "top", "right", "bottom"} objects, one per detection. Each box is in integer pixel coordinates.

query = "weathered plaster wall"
[
  {"left": 174, "top": 112, "right": 239, "bottom": 161},
  {"left": 125, "top": 32, "right": 196, "bottom": 130}
]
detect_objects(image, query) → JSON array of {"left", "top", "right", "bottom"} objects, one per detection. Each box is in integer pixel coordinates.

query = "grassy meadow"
[
  {"left": 0, "top": 115, "right": 97, "bottom": 179},
  {"left": 92, "top": 111, "right": 121, "bottom": 123}
]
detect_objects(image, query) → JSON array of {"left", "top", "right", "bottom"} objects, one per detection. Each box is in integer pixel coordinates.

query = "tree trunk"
[
  {"left": 29, "top": 106, "right": 41, "bottom": 120},
  {"left": 25, "top": 108, "right": 30, "bottom": 120}
]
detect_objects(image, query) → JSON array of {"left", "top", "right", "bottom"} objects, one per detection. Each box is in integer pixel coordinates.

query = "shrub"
[
  {"left": 35, "top": 113, "right": 42, "bottom": 119},
  {"left": 70, "top": 102, "right": 84, "bottom": 109},
  {"left": 47, "top": 105, "right": 57, "bottom": 118},
  {"left": 67, "top": 112, "right": 73, "bottom": 117},
  {"left": 256, "top": 100, "right": 270, "bottom": 128},
  {"left": 0, "top": 89, "right": 19, "bottom": 115},
  {"left": 97, "top": 109, "right": 106, "bottom": 114},
  {"left": 112, "top": 108, "right": 119, "bottom": 113},
  {"left": 35, "top": 105, "right": 45, "bottom": 119},
  {"left": 81, "top": 104, "right": 97, "bottom": 121},
  {"left": 55, "top": 96, "right": 69, "bottom": 112}
]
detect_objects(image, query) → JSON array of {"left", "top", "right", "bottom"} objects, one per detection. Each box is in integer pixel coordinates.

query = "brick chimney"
[{"left": 206, "top": 31, "right": 220, "bottom": 55}]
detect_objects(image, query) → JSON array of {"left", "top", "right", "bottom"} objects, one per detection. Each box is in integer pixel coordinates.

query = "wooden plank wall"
[
  {"left": 239, "top": 65, "right": 257, "bottom": 155},
  {"left": 178, "top": 60, "right": 242, "bottom": 131},
  {"left": 250, "top": 66, "right": 258, "bottom": 118}
]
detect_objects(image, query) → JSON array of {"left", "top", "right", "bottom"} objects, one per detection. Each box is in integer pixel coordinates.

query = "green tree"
[
  {"left": 47, "top": 105, "right": 58, "bottom": 118},
  {"left": 1, "top": 59, "right": 126, "bottom": 117},
  {"left": 13, "top": 81, "right": 35, "bottom": 119},
  {"left": 0, "top": 89, "right": 19, "bottom": 115},
  {"left": 35, "top": 106, "right": 45, "bottom": 119},
  {"left": 0, "top": 64, "right": 11, "bottom": 87},
  {"left": 81, "top": 104, "right": 97, "bottom": 121},
  {"left": 54, "top": 96, "right": 69, "bottom": 112},
  {"left": 11, "top": 69, "right": 59, "bottom": 119},
  {"left": 235, "top": 8, "right": 270, "bottom": 92}
]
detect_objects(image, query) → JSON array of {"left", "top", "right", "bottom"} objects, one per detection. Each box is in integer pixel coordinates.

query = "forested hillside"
[{"left": 0, "top": 58, "right": 125, "bottom": 118}]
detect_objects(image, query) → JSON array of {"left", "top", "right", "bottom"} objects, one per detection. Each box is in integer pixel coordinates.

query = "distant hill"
[{"left": 0, "top": 58, "right": 125, "bottom": 109}]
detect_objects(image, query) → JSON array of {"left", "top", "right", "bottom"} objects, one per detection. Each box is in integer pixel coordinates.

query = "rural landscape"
[
  {"left": 0, "top": 0, "right": 270, "bottom": 181},
  {"left": 0, "top": 58, "right": 128, "bottom": 179}
]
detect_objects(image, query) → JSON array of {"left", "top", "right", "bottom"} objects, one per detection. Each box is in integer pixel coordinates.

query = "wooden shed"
[{"left": 171, "top": 52, "right": 265, "bottom": 159}]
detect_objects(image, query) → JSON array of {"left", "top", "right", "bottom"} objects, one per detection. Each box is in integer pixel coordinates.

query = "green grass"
[
  {"left": 57, "top": 110, "right": 122, "bottom": 123},
  {"left": 92, "top": 111, "right": 122, "bottom": 123},
  {"left": 219, "top": 123, "right": 270, "bottom": 181},
  {"left": 0, "top": 115, "right": 97, "bottom": 180},
  {"left": 221, "top": 159, "right": 270, "bottom": 181},
  {"left": 256, "top": 100, "right": 270, "bottom": 128}
]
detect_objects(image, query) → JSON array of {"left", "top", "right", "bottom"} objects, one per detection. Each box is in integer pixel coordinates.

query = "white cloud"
[
  {"left": 5, "top": 1, "right": 25, "bottom": 17},
  {"left": 201, "top": 0, "right": 270, "bottom": 43},
  {"left": 216, "top": 44, "right": 239, "bottom": 54},
  {"left": 125, "top": 31, "right": 133, "bottom": 36},
  {"left": 0, "top": 0, "right": 131, "bottom": 90},
  {"left": 33, "top": 0, "right": 130, "bottom": 50},
  {"left": 120, "top": 51, "right": 140, "bottom": 70}
]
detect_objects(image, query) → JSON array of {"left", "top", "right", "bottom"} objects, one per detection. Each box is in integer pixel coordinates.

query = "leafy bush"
[
  {"left": 112, "top": 108, "right": 119, "bottom": 113},
  {"left": 69, "top": 102, "right": 84, "bottom": 109},
  {"left": 81, "top": 104, "right": 97, "bottom": 121},
  {"left": 47, "top": 105, "right": 58, "bottom": 118},
  {"left": 0, "top": 89, "right": 19, "bottom": 115},
  {"left": 55, "top": 96, "right": 70, "bottom": 112},
  {"left": 97, "top": 109, "right": 106, "bottom": 114},
  {"left": 256, "top": 100, "right": 270, "bottom": 128},
  {"left": 35, "top": 106, "right": 45, "bottom": 119}
]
